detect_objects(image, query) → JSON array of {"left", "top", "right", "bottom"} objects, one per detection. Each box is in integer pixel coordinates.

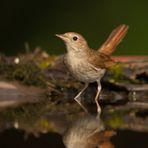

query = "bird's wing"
[
  {"left": 98, "top": 24, "right": 129, "bottom": 55},
  {"left": 88, "top": 51, "right": 115, "bottom": 69}
]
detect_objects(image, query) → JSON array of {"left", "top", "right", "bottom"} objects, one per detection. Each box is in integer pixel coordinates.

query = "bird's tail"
[{"left": 98, "top": 24, "right": 129, "bottom": 56}]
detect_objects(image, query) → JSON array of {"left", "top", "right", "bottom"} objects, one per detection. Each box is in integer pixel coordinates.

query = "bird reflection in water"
[{"left": 63, "top": 114, "right": 115, "bottom": 148}]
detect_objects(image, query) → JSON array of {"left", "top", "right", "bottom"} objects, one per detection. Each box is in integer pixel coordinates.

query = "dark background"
[{"left": 0, "top": 0, "right": 148, "bottom": 55}]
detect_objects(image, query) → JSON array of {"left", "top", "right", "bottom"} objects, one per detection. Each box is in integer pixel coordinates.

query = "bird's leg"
[
  {"left": 95, "top": 80, "right": 102, "bottom": 114},
  {"left": 74, "top": 83, "right": 88, "bottom": 112}
]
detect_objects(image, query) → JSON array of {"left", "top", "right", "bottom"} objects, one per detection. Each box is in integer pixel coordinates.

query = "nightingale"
[{"left": 56, "top": 24, "right": 129, "bottom": 113}]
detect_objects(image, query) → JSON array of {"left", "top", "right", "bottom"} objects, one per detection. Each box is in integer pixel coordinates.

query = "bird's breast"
[{"left": 64, "top": 54, "right": 106, "bottom": 82}]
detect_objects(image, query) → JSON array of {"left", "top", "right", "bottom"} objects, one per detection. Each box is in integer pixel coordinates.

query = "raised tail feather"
[{"left": 99, "top": 24, "right": 129, "bottom": 55}]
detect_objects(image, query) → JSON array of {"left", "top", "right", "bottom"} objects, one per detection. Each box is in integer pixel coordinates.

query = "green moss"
[
  {"left": 103, "top": 108, "right": 138, "bottom": 129},
  {"left": 39, "top": 56, "right": 57, "bottom": 69},
  {"left": 0, "top": 99, "right": 55, "bottom": 133},
  {"left": 0, "top": 102, "right": 44, "bottom": 123},
  {"left": 109, "top": 63, "right": 139, "bottom": 84},
  {"left": 106, "top": 114, "right": 124, "bottom": 129},
  {"left": 0, "top": 60, "right": 48, "bottom": 87},
  {"left": 110, "top": 63, "right": 124, "bottom": 80},
  {"left": 13, "top": 61, "right": 47, "bottom": 87}
]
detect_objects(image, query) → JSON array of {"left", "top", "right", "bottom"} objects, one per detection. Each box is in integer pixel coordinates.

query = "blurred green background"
[{"left": 0, "top": 0, "right": 148, "bottom": 55}]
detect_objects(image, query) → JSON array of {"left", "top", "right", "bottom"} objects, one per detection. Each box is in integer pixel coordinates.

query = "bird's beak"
[{"left": 55, "top": 34, "right": 69, "bottom": 42}]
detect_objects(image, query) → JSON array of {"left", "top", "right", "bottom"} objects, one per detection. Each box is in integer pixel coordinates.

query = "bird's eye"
[{"left": 73, "top": 36, "right": 78, "bottom": 41}]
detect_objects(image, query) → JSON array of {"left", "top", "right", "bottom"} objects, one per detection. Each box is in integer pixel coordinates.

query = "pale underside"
[{"left": 64, "top": 53, "right": 106, "bottom": 83}]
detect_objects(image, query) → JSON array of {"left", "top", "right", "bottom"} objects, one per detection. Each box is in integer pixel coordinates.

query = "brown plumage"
[
  {"left": 87, "top": 50, "right": 114, "bottom": 69},
  {"left": 56, "top": 24, "right": 129, "bottom": 113}
]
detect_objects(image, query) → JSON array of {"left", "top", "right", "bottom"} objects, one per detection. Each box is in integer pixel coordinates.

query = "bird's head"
[{"left": 56, "top": 32, "right": 89, "bottom": 53}]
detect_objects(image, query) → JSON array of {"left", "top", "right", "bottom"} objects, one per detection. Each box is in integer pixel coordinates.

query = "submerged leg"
[
  {"left": 95, "top": 80, "right": 102, "bottom": 114},
  {"left": 74, "top": 83, "right": 88, "bottom": 112}
]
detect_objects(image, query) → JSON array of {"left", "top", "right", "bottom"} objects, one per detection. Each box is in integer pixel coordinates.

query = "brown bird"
[{"left": 56, "top": 24, "right": 129, "bottom": 113}]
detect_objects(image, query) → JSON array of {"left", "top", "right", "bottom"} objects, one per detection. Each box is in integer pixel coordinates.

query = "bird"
[{"left": 56, "top": 24, "right": 129, "bottom": 113}]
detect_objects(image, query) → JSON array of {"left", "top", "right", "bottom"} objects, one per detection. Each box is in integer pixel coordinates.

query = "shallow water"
[{"left": 0, "top": 128, "right": 148, "bottom": 148}]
